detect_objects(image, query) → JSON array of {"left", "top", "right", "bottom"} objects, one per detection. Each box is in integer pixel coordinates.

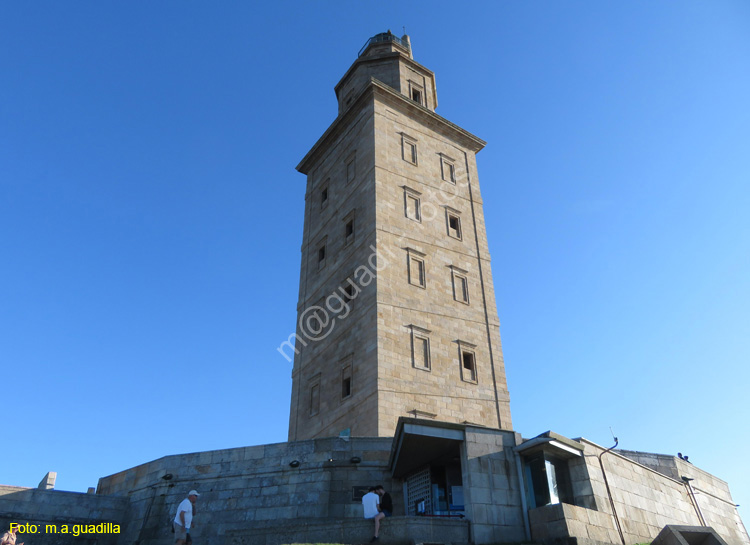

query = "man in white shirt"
[
  {"left": 173, "top": 490, "right": 199, "bottom": 545},
  {"left": 361, "top": 487, "right": 384, "bottom": 542}
]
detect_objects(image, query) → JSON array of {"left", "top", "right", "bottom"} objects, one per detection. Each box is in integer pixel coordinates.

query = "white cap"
[{"left": 188, "top": 490, "right": 200, "bottom": 497}]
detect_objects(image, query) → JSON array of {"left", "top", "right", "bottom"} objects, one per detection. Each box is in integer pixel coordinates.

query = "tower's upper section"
[{"left": 334, "top": 31, "right": 438, "bottom": 116}]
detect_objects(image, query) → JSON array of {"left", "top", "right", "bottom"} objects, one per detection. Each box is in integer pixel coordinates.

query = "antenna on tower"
[{"left": 403, "top": 26, "right": 406, "bottom": 35}]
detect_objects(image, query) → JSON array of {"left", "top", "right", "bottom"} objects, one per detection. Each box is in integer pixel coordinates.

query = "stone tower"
[{"left": 288, "top": 32, "right": 512, "bottom": 441}]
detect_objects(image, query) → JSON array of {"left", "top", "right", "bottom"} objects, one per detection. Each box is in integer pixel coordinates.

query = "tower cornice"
[{"left": 297, "top": 78, "right": 486, "bottom": 175}]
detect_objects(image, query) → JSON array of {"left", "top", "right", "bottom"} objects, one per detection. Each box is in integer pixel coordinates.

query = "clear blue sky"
[{"left": 2, "top": 0, "right": 748, "bottom": 523}]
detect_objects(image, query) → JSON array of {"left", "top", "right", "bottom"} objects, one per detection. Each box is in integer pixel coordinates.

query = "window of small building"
[{"left": 523, "top": 452, "right": 574, "bottom": 509}]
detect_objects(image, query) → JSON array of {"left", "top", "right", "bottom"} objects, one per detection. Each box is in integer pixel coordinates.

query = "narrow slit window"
[
  {"left": 321, "top": 186, "right": 329, "bottom": 209},
  {"left": 345, "top": 218, "right": 354, "bottom": 242}
]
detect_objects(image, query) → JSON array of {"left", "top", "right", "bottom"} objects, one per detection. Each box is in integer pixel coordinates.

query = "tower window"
[
  {"left": 341, "top": 365, "right": 352, "bottom": 399},
  {"left": 321, "top": 186, "right": 329, "bottom": 209},
  {"left": 317, "top": 239, "right": 327, "bottom": 270},
  {"left": 310, "top": 383, "right": 320, "bottom": 415},
  {"left": 441, "top": 157, "right": 456, "bottom": 184},
  {"left": 346, "top": 153, "right": 356, "bottom": 184},
  {"left": 403, "top": 186, "right": 421, "bottom": 222},
  {"left": 409, "top": 325, "right": 431, "bottom": 371},
  {"left": 446, "top": 211, "right": 462, "bottom": 240},
  {"left": 407, "top": 250, "right": 426, "bottom": 288},
  {"left": 402, "top": 134, "right": 418, "bottom": 165},
  {"left": 344, "top": 211, "right": 355, "bottom": 245},
  {"left": 461, "top": 351, "right": 477, "bottom": 383},
  {"left": 410, "top": 328, "right": 431, "bottom": 371},
  {"left": 451, "top": 268, "right": 469, "bottom": 304},
  {"left": 344, "top": 284, "right": 354, "bottom": 300},
  {"left": 409, "top": 81, "right": 424, "bottom": 106}
]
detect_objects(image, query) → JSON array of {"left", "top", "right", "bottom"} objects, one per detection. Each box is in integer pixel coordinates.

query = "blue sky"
[{"left": 2, "top": 0, "right": 749, "bottom": 524}]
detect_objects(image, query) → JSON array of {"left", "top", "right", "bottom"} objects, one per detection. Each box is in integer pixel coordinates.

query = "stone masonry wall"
[
  {"left": 460, "top": 427, "right": 526, "bottom": 544},
  {"left": 97, "top": 437, "right": 401, "bottom": 545},
  {"left": 578, "top": 439, "right": 749, "bottom": 545},
  {"left": 0, "top": 485, "right": 127, "bottom": 545},
  {"left": 372, "top": 87, "right": 512, "bottom": 436}
]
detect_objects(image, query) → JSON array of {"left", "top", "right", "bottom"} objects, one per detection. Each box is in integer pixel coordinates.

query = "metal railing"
[{"left": 358, "top": 32, "right": 409, "bottom": 57}]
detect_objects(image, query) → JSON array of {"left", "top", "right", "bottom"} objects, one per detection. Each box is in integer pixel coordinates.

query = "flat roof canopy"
[{"left": 389, "top": 418, "right": 466, "bottom": 478}]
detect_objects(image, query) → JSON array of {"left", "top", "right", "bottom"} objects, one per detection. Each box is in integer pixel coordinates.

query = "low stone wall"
[
  {"left": 0, "top": 485, "right": 128, "bottom": 545},
  {"left": 225, "top": 516, "right": 470, "bottom": 545},
  {"left": 97, "top": 437, "right": 401, "bottom": 545}
]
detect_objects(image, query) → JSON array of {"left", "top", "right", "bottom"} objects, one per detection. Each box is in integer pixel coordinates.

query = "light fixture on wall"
[
  {"left": 289, "top": 460, "right": 300, "bottom": 468},
  {"left": 350, "top": 456, "right": 361, "bottom": 464}
]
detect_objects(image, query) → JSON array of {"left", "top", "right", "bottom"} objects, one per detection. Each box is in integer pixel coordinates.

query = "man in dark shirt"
[{"left": 375, "top": 485, "right": 392, "bottom": 517}]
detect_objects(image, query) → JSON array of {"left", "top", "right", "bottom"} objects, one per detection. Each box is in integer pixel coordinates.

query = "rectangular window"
[
  {"left": 404, "top": 186, "right": 421, "bottom": 222},
  {"left": 341, "top": 365, "right": 352, "bottom": 399},
  {"left": 343, "top": 282, "right": 356, "bottom": 301},
  {"left": 346, "top": 153, "right": 356, "bottom": 184},
  {"left": 441, "top": 157, "right": 456, "bottom": 184},
  {"left": 413, "top": 336, "right": 430, "bottom": 370},
  {"left": 320, "top": 185, "right": 329, "bottom": 209},
  {"left": 407, "top": 250, "right": 426, "bottom": 288},
  {"left": 409, "top": 325, "right": 431, "bottom": 371},
  {"left": 409, "top": 81, "right": 424, "bottom": 106},
  {"left": 310, "top": 383, "right": 320, "bottom": 415},
  {"left": 452, "top": 269, "right": 469, "bottom": 304},
  {"left": 446, "top": 210, "right": 462, "bottom": 240},
  {"left": 402, "top": 134, "right": 418, "bottom": 165},
  {"left": 461, "top": 350, "right": 477, "bottom": 383},
  {"left": 344, "top": 211, "right": 355, "bottom": 245},
  {"left": 317, "top": 238, "right": 327, "bottom": 270}
]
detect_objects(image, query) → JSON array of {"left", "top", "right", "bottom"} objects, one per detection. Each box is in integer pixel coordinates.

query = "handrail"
[{"left": 358, "top": 32, "right": 409, "bottom": 57}]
